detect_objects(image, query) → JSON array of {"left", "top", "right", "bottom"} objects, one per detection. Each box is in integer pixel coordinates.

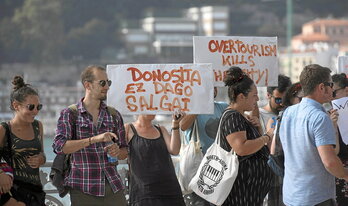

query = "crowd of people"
[{"left": 0, "top": 63, "right": 348, "bottom": 206}]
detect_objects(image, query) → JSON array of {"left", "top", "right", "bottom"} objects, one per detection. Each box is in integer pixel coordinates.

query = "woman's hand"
[
  {"left": 0, "top": 172, "right": 13, "bottom": 194},
  {"left": 172, "top": 110, "right": 186, "bottom": 127},
  {"left": 26, "top": 153, "right": 45, "bottom": 168},
  {"left": 246, "top": 115, "right": 261, "bottom": 129},
  {"left": 329, "top": 109, "right": 339, "bottom": 127}
]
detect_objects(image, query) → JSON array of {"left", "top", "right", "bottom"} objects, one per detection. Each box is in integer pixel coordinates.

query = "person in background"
[
  {"left": 53, "top": 65, "right": 128, "bottom": 206},
  {"left": 125, "top": 112, "right": 186, "bottom": 206},
  {"left": 254, "top": 74, "right": 292, "bottom": 133},
  {"left": 279, "top": 64, "right": 348, "bottom": 206},
  {"left": 0, "top": 76, "right": 46, "bottom": 206},
  {"left": 220, "top": 66, "right": 274, "bottom": 206},
  {"left": 266, "top": 82, "right": 303, "bottom": 206},
  {"left": 332, "top": 73, "right": 348, "bottom": 205},
  {"left": 180, "top": 87, "right": 228, "bottom": 206}
]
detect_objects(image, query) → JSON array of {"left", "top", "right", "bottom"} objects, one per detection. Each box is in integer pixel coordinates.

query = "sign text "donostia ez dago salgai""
[{"left": 107, "top": 64, "right": 214, "bottom": 114}]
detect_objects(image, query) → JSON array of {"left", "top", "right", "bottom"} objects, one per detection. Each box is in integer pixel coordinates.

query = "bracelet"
[
  {"left": 171, "top": 127, "right": 179, "bottom": 133},
  {"left": 263, "top": 133, "right": 271, "bottom": 142},
  {"left": 89, "top": 137, "right": 92, "bottom": 146}
]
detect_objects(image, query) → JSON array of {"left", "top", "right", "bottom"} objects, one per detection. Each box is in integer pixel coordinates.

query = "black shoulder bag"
[{"left": 267, "top": 112, "right": 285, "bottom": 177}]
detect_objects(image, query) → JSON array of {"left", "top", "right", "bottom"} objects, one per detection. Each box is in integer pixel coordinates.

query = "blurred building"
[
  {"left": 36, "top": 84, "right": 84, "bottom": 136},
  {"left": 280, "top": 46, "right": 338, "bottom": 82},
  {"left": 281, "top": 18, "right": 347, "bottom": 81},
  {"left": 121, "top": 6, "right": 229, "bottom": 60},
  {"left": 292, "top": 18, "right": 348, "bottom": 52}
]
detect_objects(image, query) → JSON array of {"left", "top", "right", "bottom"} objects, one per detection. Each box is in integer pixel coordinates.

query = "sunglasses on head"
[
  {"left": 323, "top": 82, "right": 334, "bottom": 88},
  {"left": 97, "top": 80, "right": 112, "bottom": 87},
  {"left": 271, "top": 96, "right": 282, "bottom": 104},
  {"left": 25, "top": 104, "right": 43, "bottom": 111}
]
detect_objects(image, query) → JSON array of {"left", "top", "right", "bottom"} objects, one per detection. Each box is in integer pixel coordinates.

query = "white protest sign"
[
  {"left": 332, "top": 96, "right": 348, "bottom": 144},
  {"left": 193, "top": 36, "right": 278, "bottom": 87},
  {"left": 338, "top": 56, "right": 348, "bottom": 74},
  {"left": 107, "top": 64, "right": 214, "bottom": 114}
]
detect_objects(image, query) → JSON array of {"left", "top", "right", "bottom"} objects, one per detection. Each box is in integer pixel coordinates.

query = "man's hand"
[
  {"left": 104, "top": 143, "right": 120, "bottom": 157},
  {"left": 93, "top": 132, "right": 118, "bottom": 143},
  {"left": 0, "top": 172, "right": 13, "bottom": 194}
]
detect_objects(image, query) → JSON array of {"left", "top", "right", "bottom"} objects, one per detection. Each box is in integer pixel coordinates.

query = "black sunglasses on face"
[
  {"left": 323, "top": 82, "right": 334, "bottom": 88},
  {"left": 333, "top": 87, "right": 345, "bottom": 98},
  {"left": 25, "top": 104, "right": 43, "bottom": 111},
  {"left": 271, "top": 96, "right": 282, "bottom": 104},
  {"left": 97, "top": 80, "right": 112, "bottom": 87}
]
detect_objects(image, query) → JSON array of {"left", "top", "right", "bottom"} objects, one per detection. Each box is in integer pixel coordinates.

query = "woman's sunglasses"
[
  {"left": 97, "top": 80, "right": 112, "bottom": 87},
  {"left": 24, "top": 104, "right": 43, "bottom": 111},
  {"left": 333, "top": 87, "right": 345, "bottom": 98}
]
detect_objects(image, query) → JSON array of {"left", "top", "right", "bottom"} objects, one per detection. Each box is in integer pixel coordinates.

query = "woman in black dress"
[
  {"left": 220, "top": 66, "right": 274, "bottom": 206},
  {"left": 332, "top": 73, "right": 348, "bottom": 206},
  {"left": 125, "top": 112, "right": 186, "bottom": 206}
]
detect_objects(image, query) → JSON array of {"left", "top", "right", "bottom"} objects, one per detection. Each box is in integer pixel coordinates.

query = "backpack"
[{"left": 49, "top": 104, "right": 118, "bottom": 197}]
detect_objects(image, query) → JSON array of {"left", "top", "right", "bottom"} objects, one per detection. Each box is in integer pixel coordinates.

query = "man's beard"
[
  {"left": 270, "top": 102, "right": 281, "bottom": 115},
  {"left": 99, "top": 94, "right": 107, "bottom": 101}
]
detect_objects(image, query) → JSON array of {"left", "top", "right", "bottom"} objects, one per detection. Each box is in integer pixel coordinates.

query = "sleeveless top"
[
  {"left": 7, "top": 120, "right": 42, "bottom": 186},
  {"left": 128, "top": 124, "right": 182, "bottom": 203}
]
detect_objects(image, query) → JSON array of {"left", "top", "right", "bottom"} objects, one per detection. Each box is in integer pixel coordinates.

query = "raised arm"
[
  {"left": 162, "top": 112, "right": 186, "bottom": 155},
  {"left": 179, "top": 114, "right": 197, "bottom": 131}
]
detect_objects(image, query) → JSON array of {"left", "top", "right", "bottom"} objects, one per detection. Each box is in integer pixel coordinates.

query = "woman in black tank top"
[
  {"left": 0, "top": 76, "right": 46, "bottom": 206},
  {"left": 125, "top": 112, "right": 186, "bottom": 206}
]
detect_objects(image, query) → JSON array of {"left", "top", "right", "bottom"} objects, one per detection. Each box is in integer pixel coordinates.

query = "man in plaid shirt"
[{"left": 53, "top": 65, "right": 128, "bottom": 206}]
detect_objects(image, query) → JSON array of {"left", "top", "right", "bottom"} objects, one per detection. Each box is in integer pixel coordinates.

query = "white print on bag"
[{"left": 197, "top": 155, "right": 227, "bottom": 195}]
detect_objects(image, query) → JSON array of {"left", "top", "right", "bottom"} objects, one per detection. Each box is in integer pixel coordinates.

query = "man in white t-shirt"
[{"left": 258, "top": 75, "right": 291, "bottom": 133}]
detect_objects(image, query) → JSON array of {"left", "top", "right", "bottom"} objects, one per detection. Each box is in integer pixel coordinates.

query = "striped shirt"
[{"left": 52, "top": 99, "right": 127, "bottom": 196}]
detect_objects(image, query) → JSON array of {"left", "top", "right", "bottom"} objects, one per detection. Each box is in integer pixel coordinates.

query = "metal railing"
[{"left": 39, "top": 160, "right": 129, "bottom": 206}]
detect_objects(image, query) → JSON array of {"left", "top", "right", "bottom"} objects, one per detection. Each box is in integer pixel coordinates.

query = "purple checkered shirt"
[{"left": 52, "top": 99, "right": 127, "bottom": 196}]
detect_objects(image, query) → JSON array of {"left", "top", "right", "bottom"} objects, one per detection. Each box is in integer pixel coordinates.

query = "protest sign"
[
  {"left": 107, "top": 64, "right": 214, "bottom": 114},
  {"left": 337, "top": 56, "right": 348, "bottom": 75},
  {"left": 332, "top": 97, "right": 348, "bottom": 144},
  {"left": 194, "top": 36, "right": 278, "bottom": 87}
]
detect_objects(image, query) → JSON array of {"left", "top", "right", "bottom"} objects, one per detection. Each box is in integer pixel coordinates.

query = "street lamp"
[{"left": 286, "top": 0, "right": 293, "bottom": 78}]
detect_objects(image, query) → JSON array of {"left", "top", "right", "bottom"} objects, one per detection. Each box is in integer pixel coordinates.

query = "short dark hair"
[
  {"left": 80, "top": 65, "right": 106, "bottom": 85},
  {"left": 300, "top": 64, "right": 331, "bottom": 96},
  {"left": 10, "top": 76, "right": 39, "bottom": 111},
  {"left": 224, "top": 66, "right": 254, "bottom": 103},
  {"left": 332, "top": 73, "right": 348, "bottom": 88},
  {"left": 282, "top": 82, "right": 302, "bottom": 107},
  {"left": 267, "top": 74, "right": 292, "bottom": 94}
]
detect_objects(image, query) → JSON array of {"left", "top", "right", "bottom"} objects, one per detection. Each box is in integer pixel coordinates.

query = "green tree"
[
  {"left": 64, "top": 18, "right": 122, "bottom": 61},
  {"left": 13, "top": 0, "right": 64, "bottom": 63}
]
